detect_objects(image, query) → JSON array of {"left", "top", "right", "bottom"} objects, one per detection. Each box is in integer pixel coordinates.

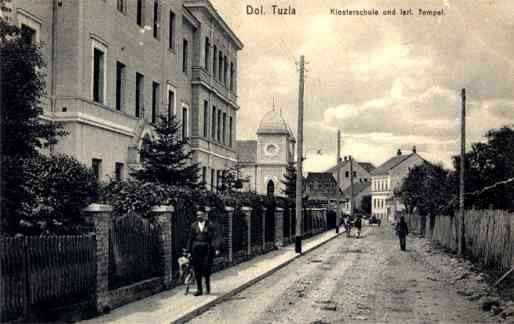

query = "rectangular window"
[
  {"left": 222, "top": 112, "right": 226, "bottom": 144},
  {"left": 182, "top": 106, "right": 188, "bottom": 139},
  {"left": 229, "top": 116, "right": 233, "bottom": 147},
  {"left": 115, "top": 162, "right": 124, "bottom": 181},
  {"left": 21, "top": 24, "right": 36, "bottom": 45},
  {"left": 211, "top": 106, "right": 216, "bottom": 139},
  {"left": 218, "top": 51, "right": 223, "bottom": 81},
  {"left": 217, "top": 110, "right": 221, "bottom": 142},
  {"left": 153, "top": 1, "right": 160, "bottom": 39},
  {"left": 230, "top": 62, "right": 234, "bottom": 91},
  {"left": 223, "top": 56, "right": 228, "bottom": 85},
  {"left": 182, "top": 39, "right": 189, "bottom": 73},
  {"left": 92, "top": 159, "right": 102, "bottom": 182},
  {"left": 210, "top": 169, "right": 215, "bottom": 191},
  {"left": 345, "top": 171, "right": 349, "bottom": 178},
  {"left": 213, "top": 46, "right": 217, "bottom": 78},
  {"left": 353, "top": 171, "right": 357, "bottom": 177},
  {"left": 202, "top": 167, "right": 207, "bottom": 187},
  {"left": 135, "top": 73, "right": 144, "bottom": 118},
  {"left": 203, "top": 100, "right": 209, "bottom": 137},
  {"left": 115, "top": 61, "right": 125, "bottom": 111},
  {"left": 169, "top": 11, "right": 175, "bottom": 49},
  {"left": 117, "top": 0, "right": 125, "bottom": 13},
  {"left": 204, "top": 37, "right": 210, "bottom": 70},
  {"left": 152, "top": 82, "right": 159, "bottom": 124},
  {"left": 167, "top": 88, "right": 175, "bottom": 121},
  {"left": 137, "top": 0, "right": 144, "bottom": 27},
  {"left": 92, "top": 47, "right": 105, "bottom": 103}
]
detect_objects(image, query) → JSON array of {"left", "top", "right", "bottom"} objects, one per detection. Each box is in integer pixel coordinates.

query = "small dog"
[{"left": 178, "top": 250, "right": 195, "bottom": 295}]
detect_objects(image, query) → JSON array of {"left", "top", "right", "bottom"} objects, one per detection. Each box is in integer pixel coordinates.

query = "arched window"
[{"left": 267, "top": 180, "right": 275, "bottom": 197}]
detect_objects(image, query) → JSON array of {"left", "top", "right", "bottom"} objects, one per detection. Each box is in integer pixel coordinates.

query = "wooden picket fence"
[
  {"left": 1, "top": 235, "right": 96, "bottom": 322},
  {"left": 415, "top": 210, "right": 514, "bottom": 272}
]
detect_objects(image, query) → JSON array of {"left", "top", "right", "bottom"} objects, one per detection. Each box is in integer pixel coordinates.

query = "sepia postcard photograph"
[{"left": 1, "top": 0, "right": 514, "bottom": 323}]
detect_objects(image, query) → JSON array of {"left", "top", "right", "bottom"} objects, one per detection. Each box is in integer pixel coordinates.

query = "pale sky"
[{"left": 211, "top": 0, "right": 514, "bottom": 171}]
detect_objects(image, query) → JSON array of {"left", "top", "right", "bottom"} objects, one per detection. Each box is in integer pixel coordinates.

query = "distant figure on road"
[
  {"left": 354, "top": 215, "right": 362, "bottom": 238},
  {"left": 188, "top": 207, "right": 220, "bottom": 296},
  {"left": 396, "top": 216, "right": 409, "bottom": 251}
]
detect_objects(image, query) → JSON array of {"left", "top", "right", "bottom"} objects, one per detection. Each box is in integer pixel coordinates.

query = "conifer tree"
[
  {"left": 132, "top": 114, "right": 200, "bottom": 190},
  {"left": 282, "top": 162, "right": 298, "bottom": 199}
]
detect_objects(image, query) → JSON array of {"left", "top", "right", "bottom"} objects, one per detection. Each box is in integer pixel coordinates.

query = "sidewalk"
[{"left": 81, "top": 229, "right": 342, "bottom": 324}]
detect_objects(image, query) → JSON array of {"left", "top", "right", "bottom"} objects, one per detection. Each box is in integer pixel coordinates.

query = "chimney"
[
  {"left": 397, "top": 149, "right": 402, "bottom": 156},
  {"left": 412, "top": 145, "right": 417, "bottom": 153}
]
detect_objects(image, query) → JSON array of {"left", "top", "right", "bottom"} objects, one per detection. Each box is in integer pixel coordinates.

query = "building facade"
[
  {"left": 8, "top": 0, "right": 242, "bottom": 186},
  {"left": 371, "top": 147, "right": 425, "bottom": 222},
  {"left": 304, "top": 172, "right": 339, "bottom": 208},
  {"left": 325, "top": 157, "right": 375, "bottom": 192},
  {"left": 236, "top": 109, "right": 295, "bottom": 196}
]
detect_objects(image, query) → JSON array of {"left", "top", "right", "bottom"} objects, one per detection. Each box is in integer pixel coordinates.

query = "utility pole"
[
  {"left": 336, "top": 129, "right": 341, "bottom": 233},
  {"left": 295, "top": 55, "right": 305, "bottom": 254},
  {"left": 350, "top": 155, "right": 355, "bottom": 218},
  {"left": 458, "top": 88, "right": 466, "bottom": 255}
]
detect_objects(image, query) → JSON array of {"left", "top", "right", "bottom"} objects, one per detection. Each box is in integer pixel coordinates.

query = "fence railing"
[
  {"left": 411, "top": 209, "right": 514, "bottom": 272},
  {"left": 1, "top": 235, "right": 96, "bottom": 322}
]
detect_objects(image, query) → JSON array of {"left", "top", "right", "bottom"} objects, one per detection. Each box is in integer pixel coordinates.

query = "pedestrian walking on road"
[
  {"left": 354, "top": 215, "right": 362, "bottom": 238},
  {"left": 396, "top": 216, "right": 409, "bottom": 251},
  {"left": 188, "top": 207, "right": 220, "bottom": 296}
]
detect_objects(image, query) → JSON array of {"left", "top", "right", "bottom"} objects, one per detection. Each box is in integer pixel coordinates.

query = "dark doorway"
[{"left": 267, "top": 180, "right": 275, "bottom": 197}]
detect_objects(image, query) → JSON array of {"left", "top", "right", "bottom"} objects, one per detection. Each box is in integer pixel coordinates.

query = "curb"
[{"left": 171, "top": 229, "right": 343, "bottom": 323}]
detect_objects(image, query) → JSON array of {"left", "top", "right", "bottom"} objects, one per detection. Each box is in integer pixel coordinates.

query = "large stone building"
[
  {"left": 7, "top": 0, "right": 242, "bottom": 187},
  {"left": 371, "top": 147, "right": 425, "bottom": 222},
  {"left": 236, "top": 109, "right": 295, "bottom": 196}
]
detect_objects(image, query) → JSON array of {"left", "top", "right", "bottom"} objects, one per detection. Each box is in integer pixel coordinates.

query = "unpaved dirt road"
[{"left": 189, "top": 225, "right": 495, "bottom": 323}]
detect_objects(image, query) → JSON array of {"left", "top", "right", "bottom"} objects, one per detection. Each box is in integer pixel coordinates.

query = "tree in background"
[
  {"left": 281, "top": 162, "right": 298, "bottom": 200},
  {"left": 132, "top": 114, "right": 200, "bottom": 191},
  {"left": 1, "top": 19, "right": 66, "bottom": 234},
  {"left": 218, "top": 165, "right": 243, "bottom": 195},
  {"left": 453, "top": 126, "right": 514, "bottom": 211},
  {"left": 399, "top": 161, "right": 454, "bottom": 234}
]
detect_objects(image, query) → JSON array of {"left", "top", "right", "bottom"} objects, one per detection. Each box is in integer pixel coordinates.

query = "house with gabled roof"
[
  {"left": 304, "top": 172, "right": 340, "bottom": 207},
  {"left": 341, "top": 182, "right": 371, "bottom": 216},
  {"left": 325, "top": 157, "right": 376, "bottom": 192},
  {"left": 371, "top": 147, "right": 425, "bottom": 223}
]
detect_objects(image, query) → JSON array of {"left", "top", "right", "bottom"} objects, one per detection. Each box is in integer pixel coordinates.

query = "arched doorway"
[{"left": 267, "top": 180, "right": 275, "bottom": 197}]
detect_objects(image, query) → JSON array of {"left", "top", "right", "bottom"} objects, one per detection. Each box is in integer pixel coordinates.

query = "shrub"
[{"left": 19, "top": 154, "right": 98, "bottom": 235}]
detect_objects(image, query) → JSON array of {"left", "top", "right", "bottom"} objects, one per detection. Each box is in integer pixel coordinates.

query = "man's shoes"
[{"left": 194, "top": 291, "right": 203, "bottom": 296}]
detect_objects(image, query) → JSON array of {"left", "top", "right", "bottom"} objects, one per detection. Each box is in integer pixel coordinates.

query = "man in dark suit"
[{"left": 188, "top": 207, "right": 220, "bottom": 296}]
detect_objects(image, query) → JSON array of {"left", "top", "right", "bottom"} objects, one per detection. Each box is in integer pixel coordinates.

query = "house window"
[
  {"left": 210, "top": 169, "right": 215, "bottom": 191},
  {"left": 345, "top": 171, "right": 349, "bottom": 178},
  {"left": 211, "top": 106, "right": 216, "bottom": 139},
  {"left": 222, "top": 112, "right": 226, "bottom": 144},
  {"left": 182, "top": 39, "right": 189, "bottom": 73},
  {"left": 135, "top": 72, "right": 144, "bottom": 118},
  {"left": 202, "top": 167, "right": 207, "bottom": 187},
  {"left": 213, "top": 46, "right": 217, "bottom": 78},
  {"left": 204, "top": 37, "right": 210, "bottom": 70},
  {"left": 218, "top": 51, "right": 223, "bottom": 81},
  {"left": 223, "top": 56, "right": 228, "bottom": 85},
  {"left": 153, "top": 1, "right": 160, "bottom": 39},
  {"left": 92, "top": 159, "right": 102, "bottom": 182},
  {"left": 167, "top": 87, "right": 175, "bottom": 121},
  {"left": 152, "top": 82, "right": 159, "bottom": 124},
  {"left": 92, "top": 44, "right": 106, "bottom": 104},
  {"left": 217, "top": 110, "right": 221, "bottom": 142},
  {"left": 182, "top": 105, "right": 189, "bottom": 139},
  {"left": 229, "top": 116, "right": 233, "bottom": 147},
  {"left": 169, "top": 11, "right": 175, "bottom": 49},
  {"left": 21, "top": 24, "right": 36, "bottom": 45},
  {"left": 353, "top": 171, "right": 357, "bottom": 177},
  {"left": 115, "top": 162, "right": 124, "bottom": 181},
  {"left": 137, "top": 0, "right": 144, "bottom": 27},
  {"left": 117, "top": 0, "right": 126, "bottom": 13},
  {"left": 115, "top": 61, "right": 125, "bottom": 111},
  {"left": 203, "top": 100, "right": 208, "bottom": 137},
  {"left": 230, "top": 62, "right": 234, "bottom": 91}
]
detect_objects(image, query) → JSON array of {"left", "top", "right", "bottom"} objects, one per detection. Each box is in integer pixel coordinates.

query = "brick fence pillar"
[
  {"left": 241, "top": 207, "right": 252, "bottom": 256},
  {"left": 275, "top": 207, "right": 284, "bottom": 247},
  {"left": 225, "top": 207, "right": 234, "bottom": 263},
  {"left": 322, "top": 209, "right": 327, "bottom": 231},
  {"left": 83, "top": 203, "right": 112, "bottom": 313},
  {"left": 152, "top": 205, "right": 174, "bottom": 289}
]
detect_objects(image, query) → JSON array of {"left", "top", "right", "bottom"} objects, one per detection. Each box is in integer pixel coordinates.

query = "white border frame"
[
  {"left": 166, "top": 83, "right": 177, "bottom": 116},
  {"left": 181, "top": 102, "right": 190, "bottom": 138},
  {"left": 91, "top": 39, "right": 108, "bottom": 105},
  {"left": 17, "top": 9, "right": 41, "bottom": 44}
]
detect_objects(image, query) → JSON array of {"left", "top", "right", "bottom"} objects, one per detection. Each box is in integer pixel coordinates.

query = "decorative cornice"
[{"left": 43, "top": 112, "right": 134, "bottom": 137}]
